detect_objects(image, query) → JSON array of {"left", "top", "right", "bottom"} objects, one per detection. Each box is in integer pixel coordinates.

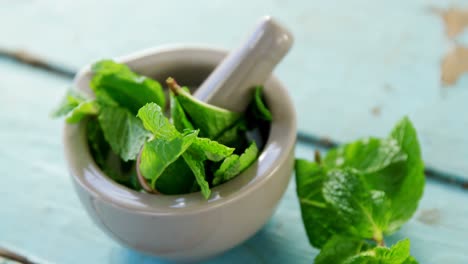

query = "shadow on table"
[{"left": 112, "top": 220, "right": 314, "bottom": 264}]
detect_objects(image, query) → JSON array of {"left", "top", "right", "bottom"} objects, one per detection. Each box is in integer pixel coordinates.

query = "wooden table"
[{"left": 1, "top": 1, "right": 468, "bottom": 263}]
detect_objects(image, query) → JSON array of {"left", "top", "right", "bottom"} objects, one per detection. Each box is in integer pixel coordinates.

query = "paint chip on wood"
[
  {"left": 417, "top": 208, "right": 441, "bottom": 225},
  {"left": 441, "top": 45, "right": 468, "bottom": 85},
  {"left": 433, "top": 8, "right": 468, "bottom": 38},
  {"left": 371, "top": 106, "right": 381, "bottom": 116}
]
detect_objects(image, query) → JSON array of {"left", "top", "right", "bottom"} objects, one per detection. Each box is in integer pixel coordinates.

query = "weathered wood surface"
[
  {"left": 1, "top": 0, "right": 468, "bottom": 263},
  {"left": 2, "top": 0, "right": 468, "bottom": 178}
]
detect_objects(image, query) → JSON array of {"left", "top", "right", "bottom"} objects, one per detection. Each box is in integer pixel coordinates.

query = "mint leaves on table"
[
  {"left": 53, "top": 60, "right": 271, "bottom": 199},
  {"left": 295, "top": 117, "right": 424, "bottom": 263},
  {"left": 315, "top": 236, "right": 415, "bottom": 264}
]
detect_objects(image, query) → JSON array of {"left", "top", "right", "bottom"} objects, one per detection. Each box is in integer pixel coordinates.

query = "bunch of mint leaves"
[
  {"left": 295, "top": 117, "right": 424, "bottom": 264},
  {"left": 53, "top": 60, "right": 272, "bottom": 199}
]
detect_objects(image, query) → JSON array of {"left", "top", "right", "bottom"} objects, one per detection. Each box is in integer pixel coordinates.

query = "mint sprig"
[{"left": 296, "top": 117, "right": 424, "bottom": 263}]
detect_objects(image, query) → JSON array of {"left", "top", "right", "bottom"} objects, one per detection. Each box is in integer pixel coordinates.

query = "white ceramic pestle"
[{"left": 193, "top": 16, "right": 293, "bottom": 112}]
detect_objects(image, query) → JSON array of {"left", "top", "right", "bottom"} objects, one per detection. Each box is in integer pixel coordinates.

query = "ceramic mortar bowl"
[{"left": 64, "top": 46, "right": 296, "bottom": 262}]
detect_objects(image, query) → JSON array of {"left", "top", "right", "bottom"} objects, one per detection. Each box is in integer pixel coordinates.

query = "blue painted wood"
[{"left": 1, "top": 0, "right": 467, "bottom": 178}]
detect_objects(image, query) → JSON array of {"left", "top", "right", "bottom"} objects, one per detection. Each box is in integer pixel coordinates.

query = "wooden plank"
[
  {"left": 0, "top": 61, "right": 466, "bottom": 263},
  {"left": 1, "top": 0, "right": 467, "bottom": 179}
]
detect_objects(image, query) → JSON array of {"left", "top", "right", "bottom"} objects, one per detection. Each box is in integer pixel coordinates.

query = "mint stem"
[
  {"left": 136, "top": 147, "right": 159, "bottom": 194},
  {"left": 373, "top": 235, "right": 386, "bottom": 247},
  {"left": 314, "top": 150, "right": 322, "bottom": 164},
  {"left": 166, "top": 77, "right": 181, "bottom": 95}
]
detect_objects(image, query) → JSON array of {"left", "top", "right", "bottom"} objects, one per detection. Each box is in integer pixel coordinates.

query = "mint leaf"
[
  {"left": 315, "top": 235, "right": 371, "bottom": 264},
  {"left": 316, "top": 237, "right": 415, "bottom": 264},
  {"left": 87, "top": 118, "right": 141, "bottom": 190},
  {"left": 137, "top": 103, "right": 178, "bottom": 140},
  {"left": 170, "top": 83, "right": 242, "bottom": 138},
  {"left": 295, "top": 159, "right": 348, "bottom": 248},
  {"left": 51, "top": 89, "right": 98, "bottom": 123},
  {"left": 344, "top": 239, "right": 411, "bottom": 264},
  {"left": 98, "top": 106, "right": 149, "bottom": 161},
  {"left": 170, "top": 92, "right": 194, "bottom": 132},
  {"left": 403, "top": 256, "right": 419, "bottom": 264},
  {"left": 385, "top": 117, "right": 425, "bottom": 231},
  {"left": 323, "top": 137, "right": 407, "bottom": 174},
  {"left": 307, "top": 117, "right": 423, "bottom": 236},
  {"left": 139, "top": 130, "right": 198, "bottom": 188},
  {"left": 191, "top": 137, "right": 235, "bottom": 162},
  {"left": 65, "top": 100, "right": 99, "bottom": 123},
  {"left": 323, "top": 169, "right": 392, "bottom": 242},
  {"left": 250, "top": 86, "right": 272, "bottom": 121},
  {"left": 91, "top": 60, "right": 166, "bottom": 114},
  {"left": 183, "top": 151, "right": 211, "bottom": 199},
  {"left": 212, "top": 142, "right": 258, "bottom": 185},
  {"left": 51, "top": 89, "right": 86, "bottom": 117},
  {"left": 215, "top": 117, "right": 248, "bottom": 150},
  {"left": 181, "top": 137, "right": 234, "bottom": 198},
  {"left": 155, "top": 157, "right": 195, "bottom": 195},
  {"left": 87, "top": 118, "right": 111, "bottom": 172}
]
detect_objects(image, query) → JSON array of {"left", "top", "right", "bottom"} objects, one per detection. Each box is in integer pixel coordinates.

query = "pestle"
[{"left": 193, "top": 16, "right": 293, "bottom": 112}]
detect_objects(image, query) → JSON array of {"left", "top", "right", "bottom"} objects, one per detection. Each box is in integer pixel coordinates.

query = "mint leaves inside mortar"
[{"left": 53, "top": 60, "right": 271, "bottom": 198}]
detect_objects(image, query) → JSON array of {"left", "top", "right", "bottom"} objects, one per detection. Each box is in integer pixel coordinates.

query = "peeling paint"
[
  {"left": 417, "top": 208, "right": 441, "bottom": 225},
  {"left": 433, "top": 8, "right": 468, "bottom": 39},
  {"left": 432, "top": 8, "right": 468, "bottom": 85},
  {"left": 441, "top": 45, "right": 468, "bottom": 85}
]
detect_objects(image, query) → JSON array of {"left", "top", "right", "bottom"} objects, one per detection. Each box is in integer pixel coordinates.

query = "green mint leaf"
[
  {"left": 139, "top": 130, "right": 198, "bottom": 188},
  {"left": 323, "top": 137, "right": 407, "bottom": 174},
  {"left": 315, "top": 235, "right": 372, "bottom": 264},
  {"left": 402, "top": 256, "right": 419, "bottom": 264},
  {"left": 182, "top": 151, "right": 211, "bottom": 199},
  {"left": 65, "top": 100, "right": 99, "bottom": 123},
  {"left": 191, "top": 137, "right": 235, "bottom": 162},
  {"left": 215, "top": 118, "right": 248, "bottom": 150},
  {"left": 385, "top": 117, "right": 425, "bottom": 231},
  {"left": 155, "top": 157, "right": 196, "bottom": 195},
  {"left": 295, "top": 159, "right": 349, "bottom": 248},
  {"left": 172, "top": 85, "right": 242, "bottom": 138},
  {"left": 250, "top": 86, "right": 272, "bottom": 121},
  {"left": 137, "top": 103, "right": 178, "bottom": 140},
  {"left": 181, "top": 137, "right": 234, "bottom": 197},
  {"left": 87, "top": 118, "right": 111, "bottom": 172},
  {"left": 98, "top": 106, "right": 150, "bottom": 161},
  {"left": 212, "top": 142, "right": 258, "bottom": 185},
  {"left": 344, "top": 239, "right": 411, "bottom": 264},
  {"left": 323, "top": 169, "right": 392, "bottom": 242},
  {"left": 51, "top": 89, "right": 86, "bottom": 118},
  {"left": 87, "top": 118, "right": 141, "bottom": 190},
  {"left": 91, "top": 60, "right": 166, "bottom": 114},
  {"left": 170, "top": 92, "right": 194, "bottom": 132},
  {"left": 312, "top": 117, "right": 424, "bottom": 235},
  {"left": 316, "top": 237, "right": 414, "bottom": 264}
]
